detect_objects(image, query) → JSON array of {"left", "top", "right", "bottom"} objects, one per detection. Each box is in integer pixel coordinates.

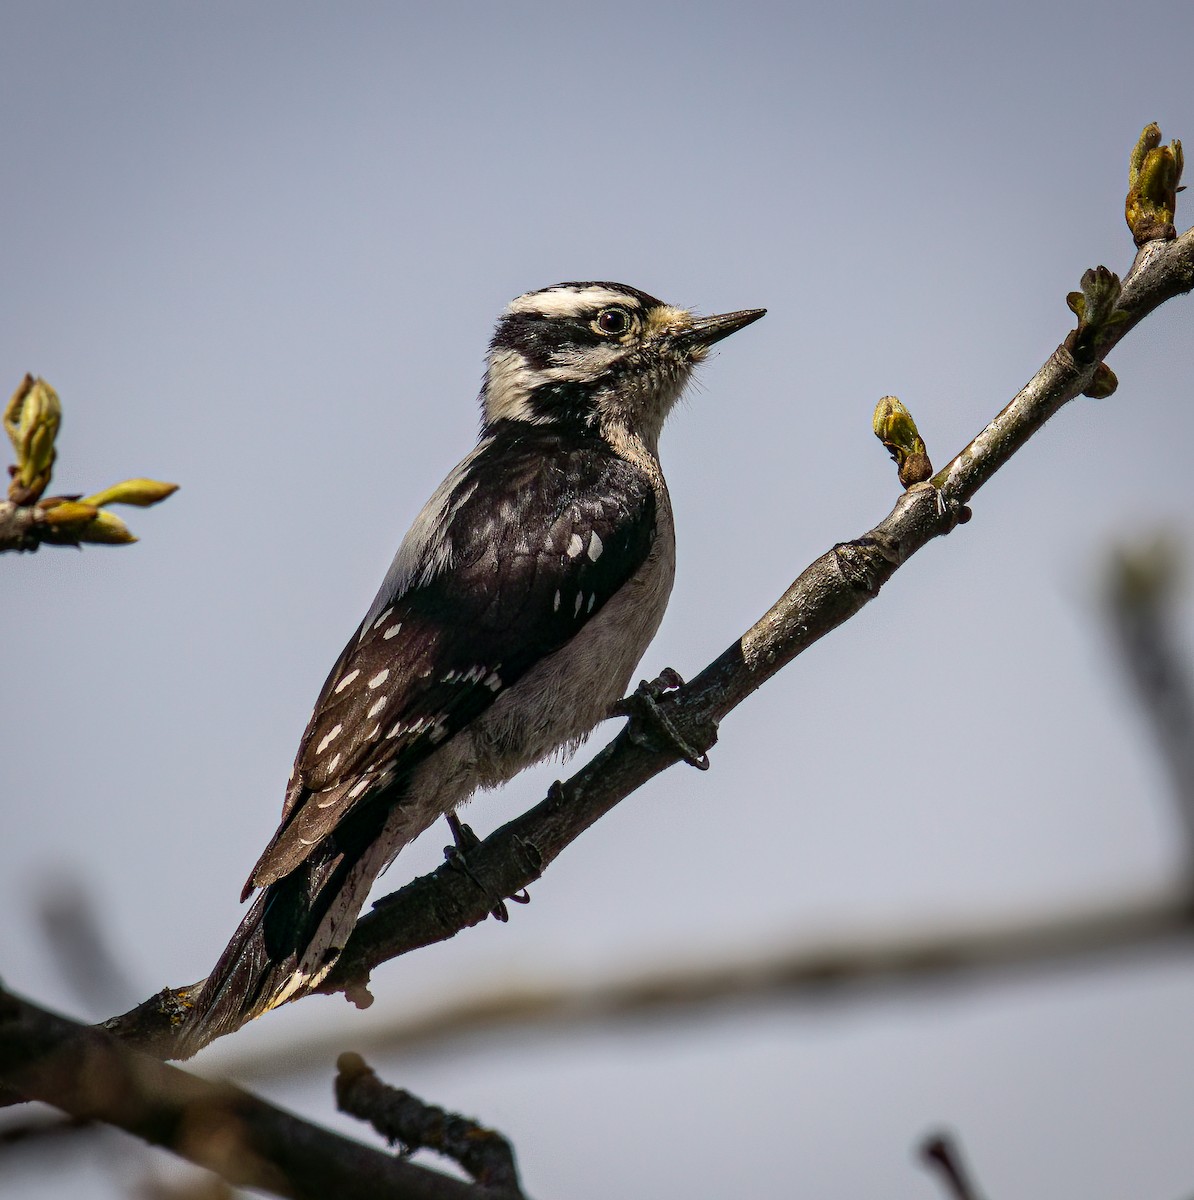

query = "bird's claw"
[
  {"left": 611, "top": 668, "right": 713, "bottom": 770},
  {"left": 443, "top": 812, "right": 524, "bottom": 921}
]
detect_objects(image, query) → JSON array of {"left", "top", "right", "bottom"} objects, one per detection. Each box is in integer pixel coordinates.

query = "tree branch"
[
  {"left": 0, "top": 499, "right": 46, "bottom": 552},
  {"left": 0, "top": 987, "right": 515, "bottom": 1200},
  {"left": 336, "top": 1054, "right": 524, "bottom": 1197}
]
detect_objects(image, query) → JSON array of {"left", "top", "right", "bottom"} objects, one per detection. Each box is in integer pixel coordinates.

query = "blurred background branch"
[
  {"left": 1105, "top": 536, "right": 1194, "bottom": 865},
  {"left": 35, "top": 874, "right": 140, "bottom": 1020},
  {"left": 205, "top": 886, "right": 1194, "bottom": 1084},
  {"left": 920, "top": 1131, "right": 988, "bottom": 1200}
]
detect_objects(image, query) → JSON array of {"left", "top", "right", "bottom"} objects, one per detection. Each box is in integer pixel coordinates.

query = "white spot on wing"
[
  {"left": 574, "top": 592, "right": 583, "bottom": 617},
  {"left": 384, "top": 623, "right": 403, "bottom": 640},
  {"left": 348, "top": 778, "right": 371, "bottom": 799},
  {"left": 553, "top": 589, "right": 561, "bottom": 612},
  {"left": 588, "top": 532, "right": 603, "bottom": 561},
  {"left": 316, "top": 724, "right": 343, "bottom": 755},
  {"left": 334, "top": 669, "right": 360, "bottom": 694},
  {"left": 368, "top": 669, "right": 390, "bottom": 688},
  {"left": 484, "top": 671, "right": 502, "bottom": 691},
  {"left": 367, "top": 696, "right": 387, "bottom": 718},
  {"left": 372, "top": 607, "right": 394, "bottom": 631},
  {"left": 567, "top": 533, "right": 584, "bottom": 558},
  {"left": 587, "top": 593, "right": 596, "bottom": 613},
  {"left": 327, "top": 752, "right": 341, "bottom": 772}
]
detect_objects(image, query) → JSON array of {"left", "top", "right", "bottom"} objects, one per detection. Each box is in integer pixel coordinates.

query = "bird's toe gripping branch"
[
  {"left": 443, "top": 812, "right": 530, "bottom": 922},
  {"left": 611, "top": 668, "right": 716, "bottom": 770}
]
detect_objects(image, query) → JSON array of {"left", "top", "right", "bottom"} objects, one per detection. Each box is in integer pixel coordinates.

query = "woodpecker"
[{"left": 178, "top": 282, "right": 764, "bottom": 1053}]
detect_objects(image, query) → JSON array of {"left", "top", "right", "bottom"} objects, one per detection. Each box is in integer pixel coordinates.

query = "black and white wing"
[{"left": 246, "top": 423, "right": 657, "bottom": 894}]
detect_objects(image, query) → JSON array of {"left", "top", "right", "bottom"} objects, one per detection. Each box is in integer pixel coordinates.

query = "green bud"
[
  {"left": 1083, "top": 362, "right": 1119, "bottom": 399},
  {"left": 82, "top": 478, "right": 179, "bottom": 508},
  {"left": 40, "top": 498, "right": 137, "bottom": 544},
  {"left": 40, "top": 500, "right": 100, "bottom": 527},
  {"left": 1126, "top": 122, "right": 1184, "bottom": 246},
  {"left": 76, "top": 509, "right": 138, "bottom": 544},
  {"left": 4, "top": 375, "right": 62, "bottom": 503},
  {"left": 1079, "top": 266, "right": 1123, "bottom": 328},
  {"left": 1065, "top": 266, "right": 1126, "bottom": 365},
  {"left": 873, "top": 395, "right": 933, "bottom": 487}
]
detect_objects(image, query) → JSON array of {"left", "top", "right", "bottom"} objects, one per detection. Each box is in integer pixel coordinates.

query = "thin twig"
[
  {"left": 0, "top": 499, "right": 43, "bottom": 551},
  {"left": 335, "top": 1053, "right": 524, "bottom": 1197}
]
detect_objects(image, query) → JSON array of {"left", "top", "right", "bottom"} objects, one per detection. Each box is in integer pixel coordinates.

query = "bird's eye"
[{"left": 594, "top": 307, "right": 632, "bottom": 337}]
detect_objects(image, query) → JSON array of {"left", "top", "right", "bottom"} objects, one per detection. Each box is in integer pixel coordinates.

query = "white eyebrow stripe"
[{"left": 505, "top": 287, "right": 641, "bottom": 318}]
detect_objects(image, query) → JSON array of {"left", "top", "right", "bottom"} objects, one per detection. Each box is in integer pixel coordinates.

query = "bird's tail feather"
[{"left": 176, "top": 801, "right": 394, "bottom": 1058}]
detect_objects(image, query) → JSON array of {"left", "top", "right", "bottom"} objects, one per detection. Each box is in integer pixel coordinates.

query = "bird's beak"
[{"left": 670, "top": 307, "right": 767, "bottom": 354}]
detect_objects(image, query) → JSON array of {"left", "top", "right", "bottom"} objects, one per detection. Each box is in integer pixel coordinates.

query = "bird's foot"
[
  {"left": 443, "top": 812, "right": 529, "bottom": 922},
  {"left": 611, "top": 667, "right": 715, "bottom": 770}
]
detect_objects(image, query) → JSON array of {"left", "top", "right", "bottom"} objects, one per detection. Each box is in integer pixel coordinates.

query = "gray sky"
[{"left": 2, "top": 2, "right": 1194, "bottom": 1197}]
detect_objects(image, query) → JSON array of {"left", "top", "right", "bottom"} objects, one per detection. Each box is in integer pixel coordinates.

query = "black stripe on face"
[
  {"left": 490, "top": 312, "right": 608, "bottom": 371},
  {"left": 491, "top": 283, "right": 667, "bottom": 370}
]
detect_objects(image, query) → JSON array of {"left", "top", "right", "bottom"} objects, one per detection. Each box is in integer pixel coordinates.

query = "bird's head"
[{"left": 482, "top": 282, "right": 765, "bottom": 452}]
